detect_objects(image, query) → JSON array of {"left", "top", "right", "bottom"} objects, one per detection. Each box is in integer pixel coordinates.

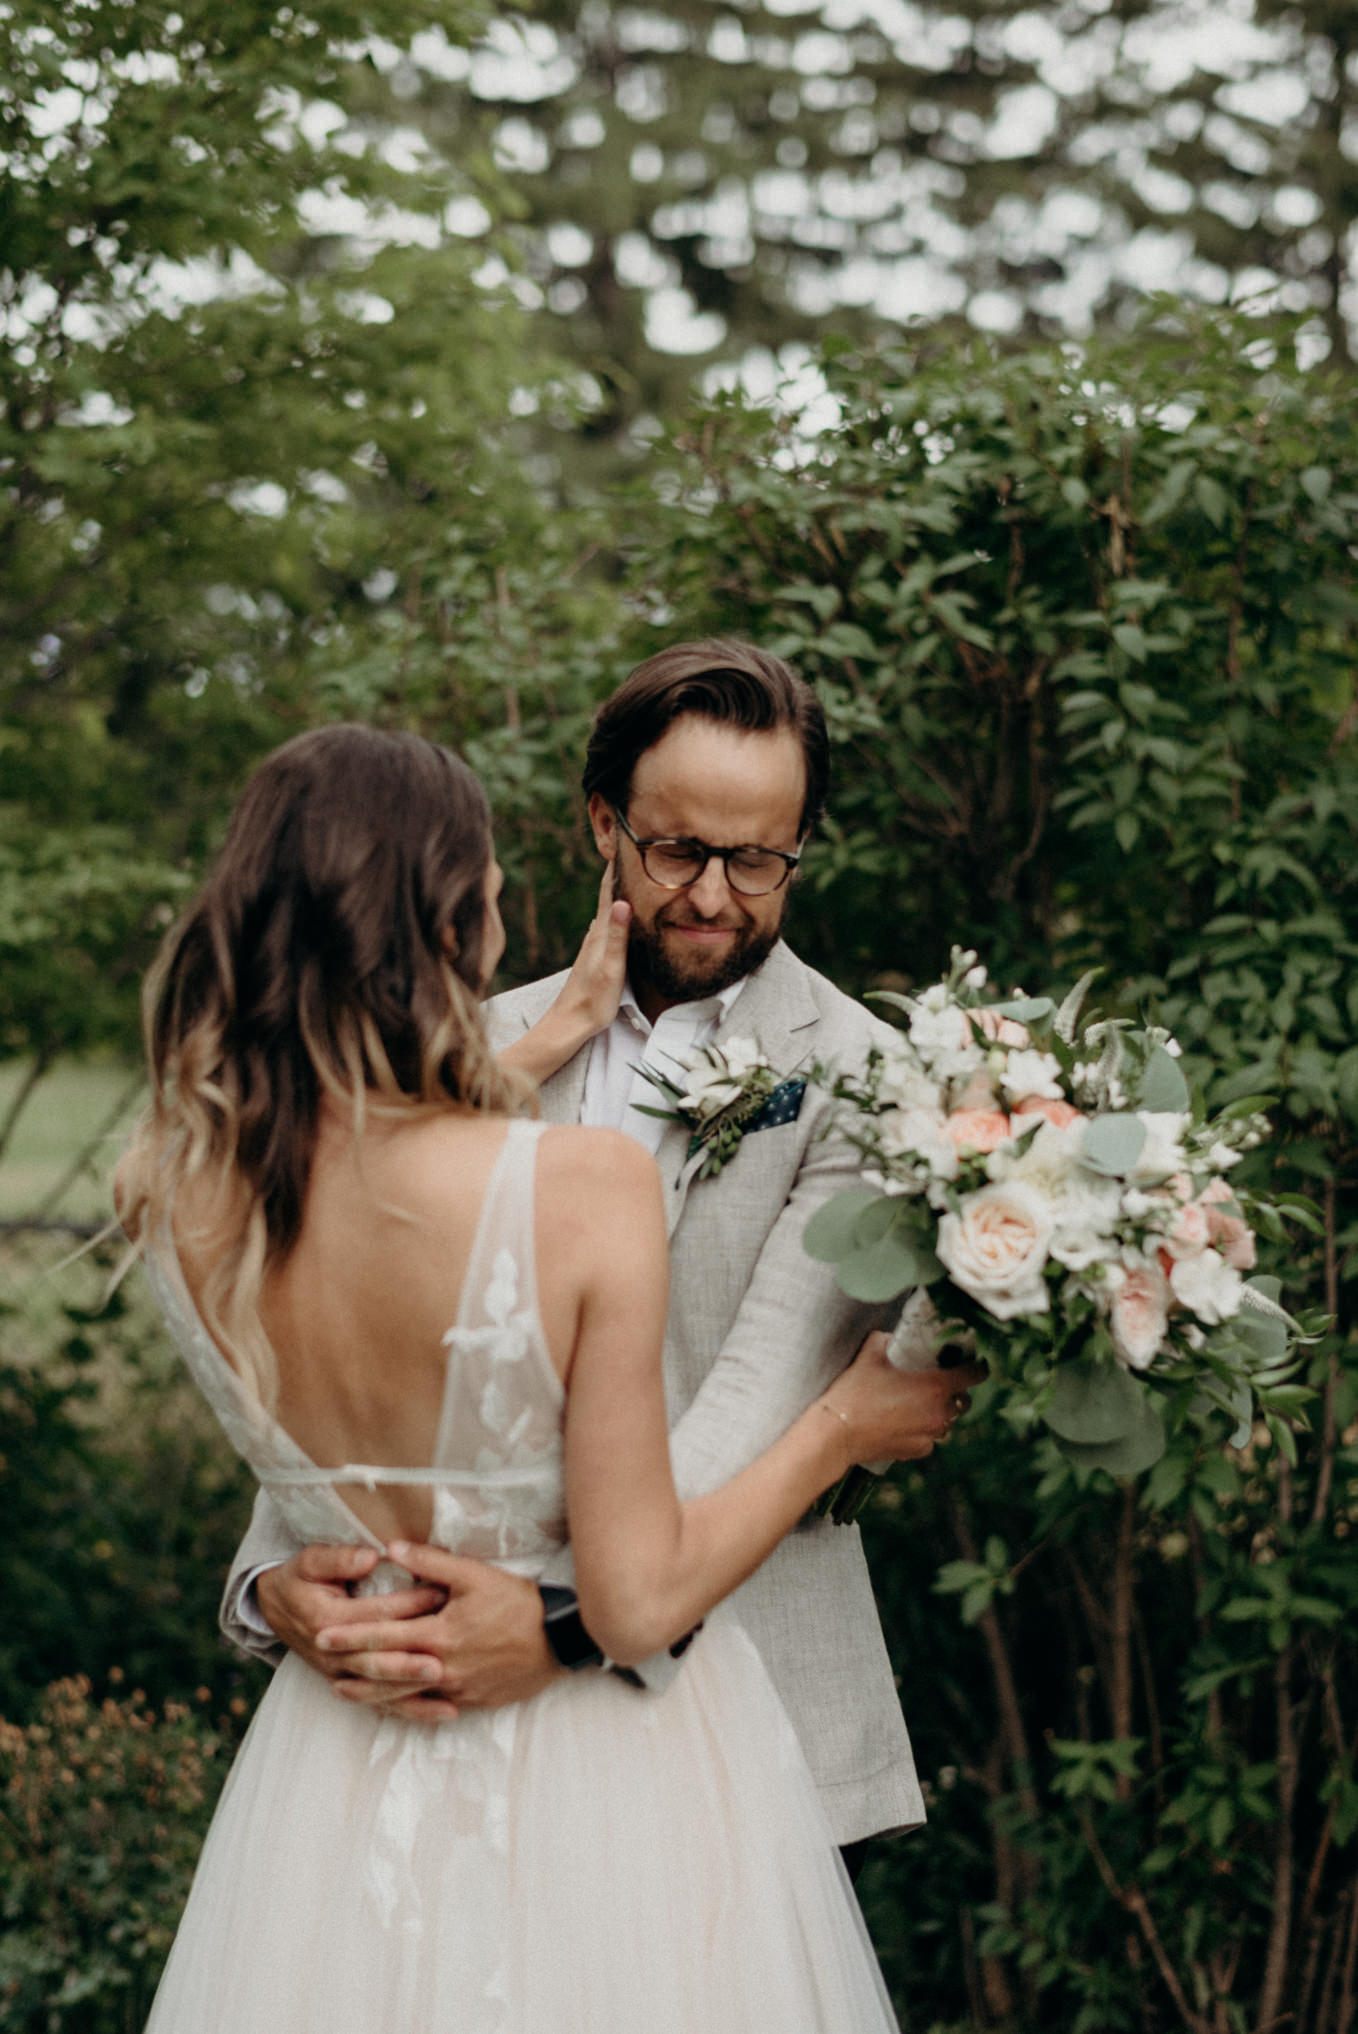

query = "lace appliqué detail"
[{"left": 434, "top": 1246, "right": 565, "bottom": 1565}]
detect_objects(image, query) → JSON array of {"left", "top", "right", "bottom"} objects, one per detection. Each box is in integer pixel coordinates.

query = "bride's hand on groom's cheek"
[{"left": 314, "top": 1545, "right": 564, "bottom": 1723}]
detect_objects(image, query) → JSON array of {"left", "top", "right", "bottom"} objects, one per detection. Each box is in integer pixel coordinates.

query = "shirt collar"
[{"left": 619, "top": 973, "right": 748, "bottom": 1036}]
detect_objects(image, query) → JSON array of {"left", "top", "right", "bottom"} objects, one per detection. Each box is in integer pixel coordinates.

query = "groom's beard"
[{"left": 614, "top": 862, "right": 788, "bottom": 1005}]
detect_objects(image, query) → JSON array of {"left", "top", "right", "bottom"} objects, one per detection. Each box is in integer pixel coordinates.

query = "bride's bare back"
[{"left": 169, "top": 1105, "right": 649, "bottom": 1548}]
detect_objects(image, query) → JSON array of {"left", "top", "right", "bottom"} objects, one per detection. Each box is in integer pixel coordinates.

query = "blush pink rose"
[
  {"left": 1110, "top": 1260, "right": 1171, "bottom": 1370},
  {"left": 1201, "top": 1178, "right": 1257, "bottom": 1270},
  {"left": 1011, "top": 1095, "right": 1084, "bottom": 1130},
  {"left": 972, "top": 1008, "right": 1030, "bottom": 1048},
  {"left": 1163, "top": 1200, "right": 1212, "bottom": 1259},
  {"left": 945, "top": 1108, "right": 1014, "bottom": 1154}
]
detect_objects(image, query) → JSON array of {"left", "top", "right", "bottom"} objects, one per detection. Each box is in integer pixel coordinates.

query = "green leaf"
[
  {"left": 1055, "top": 969, "right": 1101, "bottom": 1043},
  {"left": 990, "top": 997, "right": 1056, "bottom": 1023},
  {"left": 802, "top": 1188, "right": 887, "bottom": 1263},
  {"left": 1081, "top": 1114, "right": 1148, "bottom": 1176},
  {"left": 1300, "top": 466, "right": 1331, "bottom": 504},
  {"left": 1044, "top": 1361, "right": 1149, "bottom": 1445},
  {"left": 836, "top": 1207, "right": 944, "bottom": 1301},
  {"left": 1114, "top": 811, "right": 1141, "bottom": 853},
  {"left": 1055, "top": 1394, "right": 1166, "bottom": 1477},
  {"left": 1138, "top": 1044, "right": 1190, "bottom": 1112},
  {"left": 1194, "top": 474, "right": 1229, "bottom": 527}
]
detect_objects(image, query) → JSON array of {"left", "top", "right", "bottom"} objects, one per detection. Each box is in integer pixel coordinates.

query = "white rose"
[
  {"left": 936, "top": 1182, "right": 1053, "bottom": 1320},
  {"left": 1169, "top": 1248, "right": 1244, "bottom": 1324},
  {"left": 997, "top": 1048, "right": 1065, "bottom": 1103}
]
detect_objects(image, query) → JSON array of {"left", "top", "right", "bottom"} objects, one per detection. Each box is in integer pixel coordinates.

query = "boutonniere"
[{"left": 637, "top": 1036, "right": 802, "bottom": 1179}]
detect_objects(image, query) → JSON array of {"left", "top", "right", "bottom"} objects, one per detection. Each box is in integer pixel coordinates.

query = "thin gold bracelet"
[{"left": 818, "top": 1400, "right": 850, "bottom": 1430}]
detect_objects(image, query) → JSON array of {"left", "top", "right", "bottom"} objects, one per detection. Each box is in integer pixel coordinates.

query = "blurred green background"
[{"left": 3, "top": 1, "right": 1357, "bottom": 2029}]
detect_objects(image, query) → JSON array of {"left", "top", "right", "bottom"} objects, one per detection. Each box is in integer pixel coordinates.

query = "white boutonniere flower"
[{"left": 637, "top": 1036, "right": 795, "bottom": 1179}]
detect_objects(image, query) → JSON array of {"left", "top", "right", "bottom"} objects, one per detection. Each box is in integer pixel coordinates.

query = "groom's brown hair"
[{"left": 582, "top": 639, "right": 829, "bottom": 839}]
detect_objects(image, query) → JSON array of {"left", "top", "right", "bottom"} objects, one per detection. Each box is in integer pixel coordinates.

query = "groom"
[{"left": 221, "top": 639, "right": 953, "bottom": 1854}]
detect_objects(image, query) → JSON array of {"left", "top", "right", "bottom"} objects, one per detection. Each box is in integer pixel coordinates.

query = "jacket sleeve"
[
  {"left": 217, "top": 1486, "right": 307, "bottom": 1666},
  {"left": 598, "top": 1078, "right": 895, "bottom": 1692}
]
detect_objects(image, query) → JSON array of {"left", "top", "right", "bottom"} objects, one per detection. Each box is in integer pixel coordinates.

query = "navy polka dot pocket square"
[{"left": 742, "top": 1076, "right": 808, "bottom": 1135}]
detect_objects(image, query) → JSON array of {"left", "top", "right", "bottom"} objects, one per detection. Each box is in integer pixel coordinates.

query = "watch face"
[{"left": 540, "top": 1592, "right": 604, "bottom": 1672}]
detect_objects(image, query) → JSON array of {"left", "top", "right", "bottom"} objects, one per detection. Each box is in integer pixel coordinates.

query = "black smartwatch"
[
  {"left": 536, "top": 1584, "right": 699, "bottom": 1689},
  {"left": 538, "top": 1584, "right": 605, "bottom": 1672}
]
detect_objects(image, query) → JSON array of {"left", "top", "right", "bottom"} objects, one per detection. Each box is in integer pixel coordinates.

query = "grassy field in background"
[{"left": 0, "top": 1058, "right": 144, "bottom": 1223}]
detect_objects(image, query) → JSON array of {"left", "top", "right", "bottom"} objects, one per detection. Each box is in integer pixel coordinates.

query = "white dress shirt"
[{"left": 581, "top": 976, "right": 748, "bottom": 1146}]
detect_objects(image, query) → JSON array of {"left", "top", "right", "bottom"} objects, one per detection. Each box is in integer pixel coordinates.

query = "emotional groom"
[{"left": 221, "top": 639, "right": 963, "bottom": 1859}]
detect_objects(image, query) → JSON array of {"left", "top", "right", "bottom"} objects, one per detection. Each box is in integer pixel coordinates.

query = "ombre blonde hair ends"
[{"left": 118, "top": 725, "right": 531, "bottom": 1406}]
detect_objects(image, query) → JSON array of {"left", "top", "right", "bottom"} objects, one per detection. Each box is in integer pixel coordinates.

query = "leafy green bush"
[
  {"left": 0, "top": 1677, "right": 238, "bottom": 2032},
  {"left": 635, "top": 308, "right": 1358, "bottom": 2032},
  {"left": 0, "top": 1241, "right": 268, "bottom": 1725}
]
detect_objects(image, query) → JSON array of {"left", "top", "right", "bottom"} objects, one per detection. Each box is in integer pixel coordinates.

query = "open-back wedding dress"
[{"left": 141, "top": 1117, "right": 900, "bottom": 2033}]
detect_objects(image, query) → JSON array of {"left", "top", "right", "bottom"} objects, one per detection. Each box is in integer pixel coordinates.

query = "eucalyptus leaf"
[
  {"left": 990, "top": 997, "right": 1056, "bottom": 1023},
  {"left": 853, "top": 1196, "right": 905, "bottom": 1246},
  {"left": 1138, "top": 1045, "right": 1190, "bottom": 1113},
  {"left": 836, "top": 1217, "right": 944, "bottom": 1301},
  {"left": 1044, "top": 1361, "right": 1148, "bottom": 1445},
  {"left": 803, "top": 1187, "right": 888, "bottom": 1264},
  {"left": 1081, "top": 1113, "right": 1147, "bottom": 1177},
  {"left": 1056, "top": 1393, "right": 1167, "bottom": 1478}
]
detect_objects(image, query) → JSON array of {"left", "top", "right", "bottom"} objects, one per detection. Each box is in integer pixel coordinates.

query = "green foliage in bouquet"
[{"left": 803, "top": 950, "right": 1323, "bottom": 1509}]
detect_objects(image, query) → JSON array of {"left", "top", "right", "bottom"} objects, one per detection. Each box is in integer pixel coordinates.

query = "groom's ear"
[{"left": 588, "top": 794, "right": 618, "bottom": 861}]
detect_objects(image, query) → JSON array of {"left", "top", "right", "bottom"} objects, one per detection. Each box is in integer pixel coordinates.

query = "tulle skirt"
[{"left": 145, "top": 1608, "right": 899, "bottom": 2033}]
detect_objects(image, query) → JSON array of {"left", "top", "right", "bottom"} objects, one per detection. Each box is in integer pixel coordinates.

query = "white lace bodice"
[{"left": 141, "top": 1117, "right": 567, "bottom": 1577}]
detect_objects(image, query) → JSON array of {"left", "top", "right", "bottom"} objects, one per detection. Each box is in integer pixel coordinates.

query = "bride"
[{"left": 116, "top": 723, "right": 974, "bottom": 2033}]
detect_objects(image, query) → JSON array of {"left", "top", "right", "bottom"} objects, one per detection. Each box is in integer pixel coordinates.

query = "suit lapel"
[
  {"left": 535, "top": 1048, "right": 591, "bottom": 1127},
  {"left": 662, "top": 942, "right": 819, "bottom": 1234}
]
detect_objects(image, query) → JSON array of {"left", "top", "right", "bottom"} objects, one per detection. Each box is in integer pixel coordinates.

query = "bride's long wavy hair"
[{"left": 119, "top": 724, "right": 531, "bottom": 1406}]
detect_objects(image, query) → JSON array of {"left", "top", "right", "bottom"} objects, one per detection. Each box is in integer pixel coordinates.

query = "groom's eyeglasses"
[{"left": 612, "top": 807, "right": 801, "bottom": 898}]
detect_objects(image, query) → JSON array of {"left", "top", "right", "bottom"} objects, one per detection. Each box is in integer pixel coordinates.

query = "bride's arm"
[
  {"left": 547, "top": 1130, "right": 976, "bottom": 1668},
  {"left": 496, "top": 870, "right": 631, "bottom": 1085}
]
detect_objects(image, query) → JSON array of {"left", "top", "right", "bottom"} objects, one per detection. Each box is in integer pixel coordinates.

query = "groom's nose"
[{"left": 686, "top": 855, "right": 736, "bottom": 916}]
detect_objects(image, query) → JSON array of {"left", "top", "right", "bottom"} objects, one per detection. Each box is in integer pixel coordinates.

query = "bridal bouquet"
[{"left": 806, "top": 949, "right": 1316, "bottom": 1519}]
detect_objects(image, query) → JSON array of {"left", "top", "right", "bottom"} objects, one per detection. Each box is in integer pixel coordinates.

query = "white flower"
[
  {"left": 990, "top": 1121, "right": 1121, "bottom": 1271},
  {"left": 876, "top": 1048, "right": 943, "bottom": 1114},
  {"left": 1169, "top": 1248, "right": 1244, "bottom": 1324},
  {"left": 907, "top": 998, "right": 984, "bottom": 1081},
  {"left": 1121, "top": 1188, "right": 1154, "bottom": 1218},
  {"left": 677, "top": 1067, "right": 745, "bottom": 1119},
  {"left": 717, "top": 1036, "right": 767, "bottom": 1081},
  {"left": 936, "top": 1182, "right": 1053, "bottom": 1320},
  {"left": 879, "top": 1107, "right": 959, "bottom": 1181},
  {"left": 1208, "top": 1141, "right": 1243, "bottom": 1170},
  {"left": 1129, "top": 1112, "right": 1190, "bottom": 1183},
  {"left": 964, "top": 965, "right": 988, "bottom": 989},
  {"left": 1106, "top": 1258, "right": 1170, "bottom": 1370},
  {"left": 998, "top": 1048, "right": 1065, "bottom": 1103},
  {"left": 672, "top": 1036, "right": 771, "bottom": 1121}
]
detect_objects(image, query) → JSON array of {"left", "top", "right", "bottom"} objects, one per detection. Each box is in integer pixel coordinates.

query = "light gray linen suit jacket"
[{"left": 218, "top": 941, "right": 925, "bottom": 1844}]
